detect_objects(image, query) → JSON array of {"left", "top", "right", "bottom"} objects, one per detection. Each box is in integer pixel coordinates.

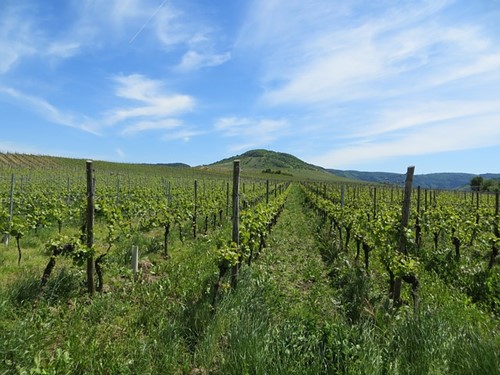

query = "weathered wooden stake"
[
  {"left": 476, "top": 191, "right": 480, "bottom": 225},
  {"left": 494, "top": 192, "right": 499, "bottom": 221},
  {"left": 266, "top": 180, "right": 269, "bottom": 204},
  {"left": 86, "top": 161, "right": 95, "bottom": 296},
  {"left": 341, "top": 185, "right": 345, "bottom": 208},
  {"left": 416, "top": 186, "right": 422, "bottom": 251},
  {"left": 116, "top": 176, "right": 120, "bottom": 204},
  {"left": 167, "top": 181, "right": 172, "bottom": 206},
  {"left": 226, "top": 182, "right": 230, "bottom": 217},
  {"left": 231, "top": 160, "right": 240, "bottom": 288},
  {"left": 193, "top": 179, "right": 198, "bottom": 238},
  {"left": 5, "top": 173, "right": 15, "bottom": 245},
  {"left": 392, "top": 166, "right": 415, "bottom": 306},
  {"left": 66, "top": 176, "right": 71, "bottom": 206},
  {"left": 3, "top": 174, "right": 15, "bottom": 246}
]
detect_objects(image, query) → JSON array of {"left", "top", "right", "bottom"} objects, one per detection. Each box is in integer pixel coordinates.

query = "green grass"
[{"left": 1, "top": 184, "right": 499, "bottom": 374}]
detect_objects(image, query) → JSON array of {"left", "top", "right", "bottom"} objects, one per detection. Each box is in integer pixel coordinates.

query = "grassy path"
[
  {"left": 253, "top": 182, "right": 337, "bottom": 320},
  {"left": 193, "top": 184, "right": 341, "bottom": 374}
]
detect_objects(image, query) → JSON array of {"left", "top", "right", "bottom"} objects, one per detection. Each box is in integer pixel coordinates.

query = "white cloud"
[
  {"left": 108, "top": 74, "right": 195, "bottom": 125},
  {"left": 162, "top": 129, "right": 204, "bottom": 142},
  {"left": 238, "top": 0, "right": 499, "bottom": 106},
  {"left": 121, "top": 119, "right": 181, "bottom": 135},
  {"left": 153, "top": 5, "right": 191, "bottom": 46},
  {"left": 177, "top": 50, "right": 231, "bottom": 71},
  {"left": 0, "top": 72, "right": 196, "bottom": 139},
  {"left": 0, "top": 0, "right": 227, "bottom": 75},
  {"left": 0, "top": 86, "right": 98, "bottom": 134},
  {"left": 309, "top": 114, "right": 500, "bottom": 168},
  {"left": 352, "top": 100, "right": 500, "bottom": 138},
  {"left": 0, "top": 2, "right": 94, "bottom": 75},
  {"left": 46, "top": 41, "right": 82, "bottom": 59},
  {"left": 0, "top": 6, "right": 38, "bottom": 74},
  {"left": 235, "top": 0, "right": 500, "bottom": 168},
  {"left": 215, "top": 117, "right": 289, "bottom": 150}
]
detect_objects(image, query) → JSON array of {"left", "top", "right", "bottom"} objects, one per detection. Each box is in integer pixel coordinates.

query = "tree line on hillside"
[{"left": 470, "top": 176, "right": 500, "bottom": 192}]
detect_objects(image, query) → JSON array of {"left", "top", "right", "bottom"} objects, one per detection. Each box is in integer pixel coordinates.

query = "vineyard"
[{"left": 0, "top": 156, "right": 499, "bottom": 374}]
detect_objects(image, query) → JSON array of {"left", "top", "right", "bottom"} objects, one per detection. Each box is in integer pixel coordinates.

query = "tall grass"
[{"left": 1, "top": 185, "right": 498, "bottom": 374}]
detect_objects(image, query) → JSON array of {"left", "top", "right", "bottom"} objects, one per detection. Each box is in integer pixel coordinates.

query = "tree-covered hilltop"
[
  {"left": 470, "top": 175, "right": 500, "bottom": 192},
  {"left": 210, "top": 149, "right": 320, "bottom": 171}
]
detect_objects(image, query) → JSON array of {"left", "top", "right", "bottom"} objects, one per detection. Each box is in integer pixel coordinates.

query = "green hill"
[
  {"left": 211, "top": 149, "right": 318, "bottom": 170},
  {"left": 206, "top": 149, "right": 344, "bottom": 181}
]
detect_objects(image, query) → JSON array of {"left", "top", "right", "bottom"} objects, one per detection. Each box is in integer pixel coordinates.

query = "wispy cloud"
[
  {"left": 0, "top": 86, "right": 98, "bottom": 134},
  {"left": 108, "top": 74, "right": 195, "bottom": 124},
  {"left": 310, "top": 113, "right": 500, "bottom": 168},
  {"left": 177, "top": 50, "right": 231, "bottom": 71},
  {"left": 237, "top": 0, "right": 500, "bottom": 167},
  {"left": 237, "top": 0, "right": 498, "bottom": 106},
  {"left": 351, "top": 100, "right": 500, "bottom": 139},
  {"left": 0, "top": 72, "right": 196, "bottom": 138},
  {"left": 162, "top": 129, "right": 205, "bottom": 142},
  {"left": 121, "top": 119, "right": 181, "bottom": 136},
  {"left": 0, "top": 2, "right": 94, "bottom": 75},
  {"left": 0, "top": 0, "right": 229, "bottom": 76},
  {"left": 142, "top": 2, "right": 231, "bottom": 70},
  {"left": 215, "top": 117, "right": 289, "bottom": 151},
  {"left": 0, "top": 5, "right": 39, "bottom": 74}
]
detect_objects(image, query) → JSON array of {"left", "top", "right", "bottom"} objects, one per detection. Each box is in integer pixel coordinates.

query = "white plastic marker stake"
[{"left": 132, "top": 245, "right": 139, "bottom": 275}]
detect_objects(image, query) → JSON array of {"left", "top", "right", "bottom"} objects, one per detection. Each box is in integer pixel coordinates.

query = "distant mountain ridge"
[{"left": 328, "top": 169, "right": 500, "bottom": 190}]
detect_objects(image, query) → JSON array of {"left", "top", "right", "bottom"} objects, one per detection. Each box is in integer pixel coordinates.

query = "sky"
[{"left": 1, "top": 0, "right": 500, "bottom": 174}]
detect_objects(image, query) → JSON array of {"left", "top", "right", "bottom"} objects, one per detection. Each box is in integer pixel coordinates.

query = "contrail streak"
[{"left": 129, "top": 0, "right": 168, "bottom": 44}]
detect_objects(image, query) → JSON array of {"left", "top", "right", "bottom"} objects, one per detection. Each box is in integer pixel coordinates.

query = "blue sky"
[{"left": 1, "top": 0, "right": 500, "bottom": 174}]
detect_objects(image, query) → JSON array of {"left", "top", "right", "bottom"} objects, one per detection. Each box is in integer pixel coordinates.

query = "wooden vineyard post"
[
  {"left": 4, "top": 173, "right": 14, "bottom": 246},
  {"left": 226, "top": 182, "right": 230, "bottom": 217},
  {"left": 167, "top": 181, "right": 172, "bottom": 206},
  {"left": 392, "top": 166, "right": 415, "bottom": 307},
  {"left": 231, "top": 160, "right": 240, "bottom": 288},
  {"left": 266, "top": 180, "right": 269, "bottom": 204},
  {"left": 193, "top": 179, "right": 198, "bottom": 239},
  {"left": 86, "top": 161, "right": 95, "bottom": 296},
  {"left": 415, "top": 186, "right": 422, "bottom": 252},
  {"left": 490, "top": 192, "right": 500, "bottom": 269},
  {"left": 475, "top": 191, "right": 480, "bottom": 225},
  {"left": 116, "top": 176, "right": 120, "bottom": 204},
  {"left": 341, "top": 185, "right": 345, "bottom": 208},
  {"left": 66, "top": 176, "right": 71, "bottom": 206}
]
